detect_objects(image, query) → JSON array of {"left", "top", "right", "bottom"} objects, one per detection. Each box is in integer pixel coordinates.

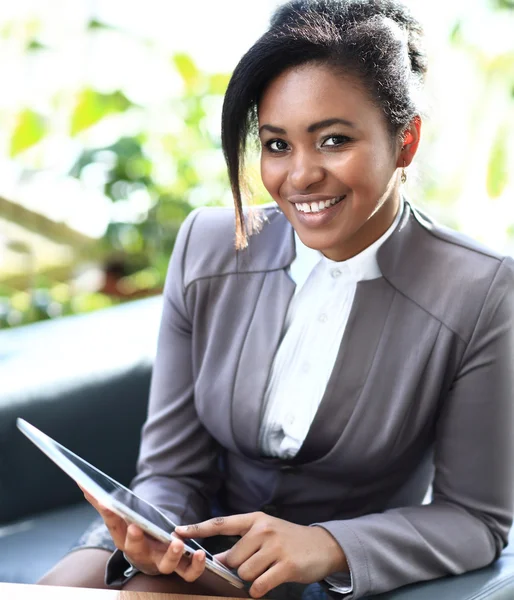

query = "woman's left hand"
[{"left": 175, "top": 512, "right": 348, "bottom": 598}]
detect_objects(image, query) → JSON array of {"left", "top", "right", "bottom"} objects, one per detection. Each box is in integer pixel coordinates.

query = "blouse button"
[
  {"left": 318, "top": 313, "right": 328, "bottom": 323},
  {"left": 331, "top": 268, "right": 342, "bottom": 278}
]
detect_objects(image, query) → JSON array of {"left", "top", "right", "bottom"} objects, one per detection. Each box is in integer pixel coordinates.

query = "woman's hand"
[
  {"left": 80, "top": 487, "right": 207, "bottom": 582},
  {"left": 176, "top": 512, "right": 348, "bottom": 598}
]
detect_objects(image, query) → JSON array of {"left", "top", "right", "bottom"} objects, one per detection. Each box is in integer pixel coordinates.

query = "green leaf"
[
  {"left": 26, "top": 39, "right": 50, "bottom": 51},
  {"left": 10, "top": 109, "right": 47, "bottom": 156},
  {"left": 449, "top": 21, "right": 462, "bottom": 44},
  {"left": 208, "top": 73, "right": 230, "bottom": 95},
  {"left": 0, "top": 22, "right": 14, "bottom": 39},
  {"left": 71, "top": 292, "right": 114, "bottom": 314},
  {"left": 487, "top": 125, "right": 510, "bottom": 198},
  {"left": 71, "top": 89, "right": 133, "bottom": 135},
  {"left": 87, "top": 19, "right": 116, "bottom": 31},
  {"left": 173, "top": 53, "right": 200, "bottom": 90},
  {"left": 492, "top": 0, "right": 514, "bottom": 9}
]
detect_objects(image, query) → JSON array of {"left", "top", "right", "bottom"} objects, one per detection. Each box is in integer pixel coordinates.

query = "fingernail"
[{"left": 175, "top": 526, "right": 186, "bottom": 532}]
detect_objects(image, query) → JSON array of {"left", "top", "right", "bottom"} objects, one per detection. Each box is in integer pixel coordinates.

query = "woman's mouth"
[{"left": 294, "top": 195, "right": 346, "bottom": 214}]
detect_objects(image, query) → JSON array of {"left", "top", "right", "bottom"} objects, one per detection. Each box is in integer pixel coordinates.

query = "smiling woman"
[
  {"left": 257, "top": 65, "right": 419, "bottom": 260},
  {"left": 38, "top": 1, "right": 514, "bottom": 600}
]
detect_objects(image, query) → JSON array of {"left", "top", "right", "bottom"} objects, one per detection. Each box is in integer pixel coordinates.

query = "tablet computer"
[{"left": 16, "top": 418, "right": 244, "bottom": 589}]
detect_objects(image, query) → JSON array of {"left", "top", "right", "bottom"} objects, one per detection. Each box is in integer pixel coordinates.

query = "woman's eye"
[
  {"left": 265, "top": 139, "right": 289, "bottom": 152},
  {"left": 321, "top": 135, "right": 350, "bottom": 147}
]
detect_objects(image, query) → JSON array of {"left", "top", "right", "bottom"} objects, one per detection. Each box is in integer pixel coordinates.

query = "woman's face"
[{"left": 258, "top": 63, "right": 414, "bottom": 261}]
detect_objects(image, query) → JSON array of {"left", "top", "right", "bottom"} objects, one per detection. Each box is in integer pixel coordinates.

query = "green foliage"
[
  {"left": 487, "top": 126, "right": 509, "bottom": 198},
  {"left": 3, "top": 3, "right": 511, "bottom": 330},
  {"left": 449, "top": 21, "right": 462, "bottom": 44},
  {"left": 71, "top": 292, "right": 115, "bottom": 314},
  {"left": 491, "top": 0, "right": 514, "bottom": 9},
  {"left": 10, "top": 109, "right": 48, "bottom": 156},
  {"left": 87, "top": 19, "right": 117, "bottom": 31},
  {"left": 173, "top": 53, "right": 201, "bottom": 91},
  {"left": 71, "top": 89, "right": 134, "bottom": 135},
  {"left": 1, "top": 30, "right": 233, "bottom": 327},
  {"left": 26, "top": 39, "right": 49, "bottom": 51},
  {"left": 64, "top": 52, "right": 229, "bottom": 290}
]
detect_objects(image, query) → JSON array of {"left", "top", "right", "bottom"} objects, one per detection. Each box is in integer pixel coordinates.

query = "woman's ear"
[{"left": 396, "top": 116, "right": 421, "bottom": 168}]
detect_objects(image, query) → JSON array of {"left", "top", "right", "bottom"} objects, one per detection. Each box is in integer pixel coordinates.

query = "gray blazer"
[{"left": 130, "top": 201, "right": 514, "bottom": 598}]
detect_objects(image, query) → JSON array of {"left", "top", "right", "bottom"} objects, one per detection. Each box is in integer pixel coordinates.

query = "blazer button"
[{"left": 261, "top": 504, "right": 279, "bottom": 517}]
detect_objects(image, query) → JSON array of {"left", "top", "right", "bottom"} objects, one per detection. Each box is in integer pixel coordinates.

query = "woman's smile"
[
  {"left": 289, "top": 193, "right": 347, "bottom": 228},
  {"left": 291, "top": 194, "right": 346, "bottom": 214}
]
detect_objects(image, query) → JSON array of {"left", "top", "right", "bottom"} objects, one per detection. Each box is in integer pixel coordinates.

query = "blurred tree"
[{"left": 0, "top": 11, "right": 232, "bottom": 327}]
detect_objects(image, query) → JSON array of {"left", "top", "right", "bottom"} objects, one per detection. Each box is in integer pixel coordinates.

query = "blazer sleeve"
[
  {"left": 316, "top": 257, "right": 514, "bottom": 599},
  {"left": 129, "top": 208, "right": 222, "bottom": 525}
]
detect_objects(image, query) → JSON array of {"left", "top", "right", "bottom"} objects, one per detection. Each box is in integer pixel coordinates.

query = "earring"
[{"left": 401, "top": 160, "right": 407, "bottom": 184}]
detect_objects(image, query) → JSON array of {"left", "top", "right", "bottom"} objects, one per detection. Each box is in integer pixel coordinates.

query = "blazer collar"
[{"left": 376, "top": 199, "right": 433, "bottom": 285}]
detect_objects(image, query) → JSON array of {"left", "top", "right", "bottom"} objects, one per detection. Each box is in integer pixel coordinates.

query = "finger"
[
  {"left": 213, "top": 550, "right": 229, "bottom": 565},
  {"left": 155, "top": 536, "right": 186, "bottom": 574},
  {"left": 250, "top": 563, "right": 288, "bottom": 599},
  {"left": 237, "top": 550, "right": 275, "bottom": 583},
  {"left": 124, "top": 523, "right": 156, "bottom": 566},
  {"left": 221, "top": 535, "right": 262, "bottom": 570},
  {"left": 80, "top": 490, "right": 116, "bottom": 521},
  {"left": 99, "top": 511, "right": 128, "bottom": 549},
  {"left": 176, "top": 550, "right": 206, "bottom": 582},
  {"left": 175, "top": 514, "right": 254, "bottom": 538},
  {"left": 81, "top": 489, "right": 101, "bottom": 509}
]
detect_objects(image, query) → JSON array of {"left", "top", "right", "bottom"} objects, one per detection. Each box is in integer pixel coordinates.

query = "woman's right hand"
[{"left": 81, "top": 487, "right": 207, "bottom": 581}]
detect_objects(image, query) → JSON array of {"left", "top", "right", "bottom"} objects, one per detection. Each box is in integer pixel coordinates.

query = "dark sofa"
[{"left": 0, "top": 296, "right": 513, "bottom": 598}]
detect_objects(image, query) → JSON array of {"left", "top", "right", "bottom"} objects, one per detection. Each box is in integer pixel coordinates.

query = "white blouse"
[{"left": 259, "top": 201, "right": 403, "bottom": 459}]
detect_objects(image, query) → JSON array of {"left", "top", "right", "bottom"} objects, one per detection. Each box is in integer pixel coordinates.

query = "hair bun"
[{"left": 271, "top": 0, "right": 427, "bottom": 80}]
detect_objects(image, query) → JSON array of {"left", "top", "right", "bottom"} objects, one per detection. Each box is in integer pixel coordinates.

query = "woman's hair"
[{"left": 222, "top": 0, "right": 428, "bottom": 248}]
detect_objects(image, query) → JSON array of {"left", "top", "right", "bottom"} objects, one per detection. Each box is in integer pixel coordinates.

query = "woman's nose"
[{"left": 288, "top": 151, "right": 325, "bottom": 190}]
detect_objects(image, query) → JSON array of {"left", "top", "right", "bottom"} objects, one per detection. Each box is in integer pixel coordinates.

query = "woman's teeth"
[{"left": 295, "top": 195, "right": 345, "bottom": 213}]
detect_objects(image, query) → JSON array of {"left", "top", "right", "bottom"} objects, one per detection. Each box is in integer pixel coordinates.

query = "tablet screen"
[
  {"left": 17, "top": 419, "right": 244, "bottom": 588},
  {"left": 16, "top": 419, "right": 213, "bottom": 558}
]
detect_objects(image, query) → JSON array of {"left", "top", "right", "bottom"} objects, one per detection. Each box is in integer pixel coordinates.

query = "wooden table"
[{"left": 0, "top": 582, "right": 227, "bottom": 600}]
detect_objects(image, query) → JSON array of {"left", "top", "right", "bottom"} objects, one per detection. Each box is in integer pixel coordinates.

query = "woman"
[{"left": 40, "top": 0, "right": 514, "bottom": 598}]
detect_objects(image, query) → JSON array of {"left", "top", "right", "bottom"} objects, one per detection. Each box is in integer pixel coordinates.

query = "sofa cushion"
[
  {"left": 0, "top": 502, "right": 97, "bottom": 584},
  {"left": 0, "top": 296, "right": 162, "bottom": 524}
]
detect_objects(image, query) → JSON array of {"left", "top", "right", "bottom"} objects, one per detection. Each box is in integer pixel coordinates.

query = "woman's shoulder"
[
  {"left": 411, "top": 203, "right": 514, "bottom": 285},
  {"left": 175, "top": 204, "right": 293, "bottom": 288},
  {"left": 381, "top": 202, "right": 514, "bottom": 342}
]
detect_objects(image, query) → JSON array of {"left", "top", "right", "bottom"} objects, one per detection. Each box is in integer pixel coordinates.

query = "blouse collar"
[{"left": 291, "top": 197, "right": 405, "bottom": 294}]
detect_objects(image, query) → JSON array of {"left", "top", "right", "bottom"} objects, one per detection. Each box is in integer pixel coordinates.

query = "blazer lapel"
[
  {"left": 231, "top": 210, "right": 296, "bottom": 457},
  {"left": 293, "top": 278, "right": 397, "bottom": 464},
  {"left": 292, "top": 200, "right": 420, "bottom": 464}
]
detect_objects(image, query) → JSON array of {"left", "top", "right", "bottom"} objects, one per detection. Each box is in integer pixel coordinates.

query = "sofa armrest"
[{"left": 0, "top": 296, "right": 162, "bottom": 524}]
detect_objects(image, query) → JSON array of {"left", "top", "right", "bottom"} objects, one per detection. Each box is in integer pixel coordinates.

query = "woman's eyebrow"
[
  {"left": 307, "top": 118, "right": 356, "bottom": 132},
  {"left": 259, "top": 124, "right": 286, "bottom": 135},
  {"left": 259, "top": 117, "right": 356, "bottom": 136}
]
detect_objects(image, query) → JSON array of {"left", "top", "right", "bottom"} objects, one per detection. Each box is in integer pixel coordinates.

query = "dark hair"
[{"left": 221, "top": 0, "right": 427, "bottom": 248}]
